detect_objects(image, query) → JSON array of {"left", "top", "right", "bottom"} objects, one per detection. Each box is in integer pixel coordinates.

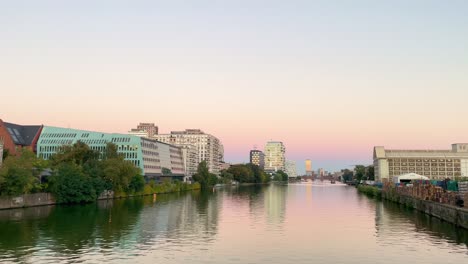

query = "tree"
[
  {"left": 365, "top": 166, "right": 375, "bottom": 181},
  {"left": 128, "top": 175, "right": 145, "bottom": 193},
  {"left": 0, "top": 149, "right": 43, "bottom": 196},
  {"left": 342, "top": 169, "right": 353, "bottom": 182},
  {"left": 162, "top": 167, "right": 172, "bottom": 175},
  {"left": 49, "top": 163, "right": 97, "bottom": 203},
  {"left": 354, "top": 165, "right": 366, "bottom": 183},
  {"left": 273, "top": 170, "right": 289, "bottom": 182},
  {"left": 192, "top": 161, "right": 218, "bottom": 189}
]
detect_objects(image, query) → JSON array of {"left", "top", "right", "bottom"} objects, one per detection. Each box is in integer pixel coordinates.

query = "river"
[{"left": 0, "top": 183, "right": 467, "bottom": 263}]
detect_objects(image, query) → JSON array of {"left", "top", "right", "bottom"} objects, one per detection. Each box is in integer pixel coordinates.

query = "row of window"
[
  {"left": 111, "top": 137, "right": 131, "bottom": 143},
  {"left": 41, "top": 133, "right": 78, "bottom": 138},
  {"left": 143, "top": 157, "right": 160, "bottom": 163},
  {"left": 389, "top": 171, "right": 461, "bottom": 177},
  {"left": 390, "top": 167, "right": 461, "bottom": 172},
  {"left": 388, "top": 158, "right": 461, "bottom": 163},
  {"left": 389, "top": 162, "right": 460, "bottom": 167},
  {"left": 40, "top": 139, "right": 73, "bottom": 145}
]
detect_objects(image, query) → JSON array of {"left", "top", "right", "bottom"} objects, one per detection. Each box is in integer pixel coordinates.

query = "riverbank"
[
  {"left": 0, "top": 182, "right": 201, "bottom": 210},
  {"left": 358, "top": 185, "right": 468, "bottom": 229}
]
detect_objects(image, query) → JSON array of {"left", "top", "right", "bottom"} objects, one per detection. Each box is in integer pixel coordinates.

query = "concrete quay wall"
[{"left": 382, "top": 191, "right": 468, "bottom": 229}]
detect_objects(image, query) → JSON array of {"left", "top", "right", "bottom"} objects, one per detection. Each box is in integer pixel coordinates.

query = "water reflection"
[
  {"left": 375, "top": 200, "right": 468, "bottom": 247},
  {"left": 0, "top": 185, "right": 466, "bottom": 263}
]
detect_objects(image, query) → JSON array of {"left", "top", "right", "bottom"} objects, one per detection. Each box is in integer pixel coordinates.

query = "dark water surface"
[{"left": 0, "top": 183, "right": 467, "bottom": 263}]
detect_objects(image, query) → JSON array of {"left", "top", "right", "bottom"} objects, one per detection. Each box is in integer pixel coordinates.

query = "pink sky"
[{"left": 1, "top": 1, "right": 468, "bottom": 173}]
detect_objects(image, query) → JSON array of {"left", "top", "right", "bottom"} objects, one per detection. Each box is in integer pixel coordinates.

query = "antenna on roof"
[{"left": 253, "top": 144, "right": 257, "bottom": 150}]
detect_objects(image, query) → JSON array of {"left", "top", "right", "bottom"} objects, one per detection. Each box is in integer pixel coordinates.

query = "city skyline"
[{"left": 2, "top": 1, "right": 468, "bottom": 173}]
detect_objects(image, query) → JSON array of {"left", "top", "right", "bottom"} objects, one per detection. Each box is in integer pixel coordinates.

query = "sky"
[{"left": 1, "top": 0, "right": 468, "bottom": 173}]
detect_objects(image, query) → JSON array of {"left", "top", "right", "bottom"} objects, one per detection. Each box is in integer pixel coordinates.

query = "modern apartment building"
[
  {"left": 264, "top": 141, "right": 285, "bottom": 172},
  {"left": 154, "top": 129, "right": 224, "bottom": 175},
  {"left": 374, "top": 144, "right": 468, "bottom": 181},
  {"left": 285, "top": 160, "right": 297, "bottom": 178},
  {"left": 37, "top": 126, "right": 185, "bottom": 181},
  {"left": 250, "top": 150, "right": 265, "bottom": 169},
  {"left": 305, "top": 159, "right": 312, "bottom": 176},
  {"left": 179, "top": 144, "right": 199, "bottom": 179}
]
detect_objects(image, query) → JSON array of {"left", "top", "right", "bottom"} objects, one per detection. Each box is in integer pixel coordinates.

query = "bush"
[{"left": 49, "top": 163, "right": 98, "bottom": 203}]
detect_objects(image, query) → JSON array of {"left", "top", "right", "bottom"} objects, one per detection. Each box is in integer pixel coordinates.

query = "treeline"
[
  {"left": 220, "top": 164, "right": 288, "bottom": 184},
  {"left": 342, "top": 165, "right": 374, "bottom": 183},
  {"left": 0, "top": 142, "right": 198, "bottom": 204}
]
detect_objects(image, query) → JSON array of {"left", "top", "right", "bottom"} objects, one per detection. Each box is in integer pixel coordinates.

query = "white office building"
[
  {"left": 154, "top": 129, "right": 224, "bottom": 175},
  {"left": 264, "top": 141, "right": 286, "bottom": 172},
  {"left": 374, "top": 143, "right": 468, "bottom": 182}
]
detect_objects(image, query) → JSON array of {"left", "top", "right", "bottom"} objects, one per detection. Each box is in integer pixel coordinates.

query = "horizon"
[{"left": 2, "top": 0, "right": 468, "bottom": 173}]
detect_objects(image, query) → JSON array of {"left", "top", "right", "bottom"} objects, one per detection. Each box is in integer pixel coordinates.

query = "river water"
[{"left": 0, "top": 183, "right": 467, "bottom": 263}]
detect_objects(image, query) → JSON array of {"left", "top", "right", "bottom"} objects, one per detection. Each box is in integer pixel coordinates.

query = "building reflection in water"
[{"left": 264, "top": 184, "right": 287, "bottom": 227}]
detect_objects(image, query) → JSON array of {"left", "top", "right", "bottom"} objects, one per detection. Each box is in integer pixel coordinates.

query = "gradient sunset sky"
[{"left": 1, "top": 1, "right": 468, "bottom": 173}]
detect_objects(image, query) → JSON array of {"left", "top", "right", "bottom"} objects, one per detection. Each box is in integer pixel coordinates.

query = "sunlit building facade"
[
  {"left": 285, "top": 160, "right": 297, "bottom": 178},
  {"left": 37, "top": 126, "right": 185, "bottom": 181},
  {"left": 250, "top": 150, "right": 265, "bottom": 169},
  {"left": 374, "top": 144, "right": 468, "bottom": 181},
  {"left": 154, "top": 129, "right": 224, "bottom": 175},
  {"left": 305, "top": 159, "right": 312, "bottom": 176},
  {"left": 264, "top": 141, "right": 285, "bottom": 172}
]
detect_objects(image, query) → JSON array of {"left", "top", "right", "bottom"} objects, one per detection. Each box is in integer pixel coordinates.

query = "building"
[
  {"left": 37, "top": 126, "right": 185, "bottom": 181},
  {"left": 136, "top": 122, "right": 158, "bottom": 137},
  {"left": 0, "top": 119, "right": 43, "bottom": 156},
  {"left": 179, "top": 144, "right": 199, "bottom": 179},
  {"left": 154, "top": 129, "right": 224, "bottom": 175},
  {"left": 250, "top": 150, "right": 265, "bottom": 169},
  {"left": 285, "top": 160, "right": 297, "bottom": 178},
  {"left": 129, "top": 123, "right": 158, "bottom": 138},
  {"left": 127, "top": 129, "right": 149, "bottom": 137},
  {"left": 219, "top": 162, "right": 231, "bottom": 171},
  {"left": 318, "top": 168, "right": 325, "bottom": 177},
  {"left": 305, "top": 159, "right": 313, "bottom": 176},
  {"left": 374, "top": 144, "right": 468, "bottom": 182},
  {"left": 264, "top": 141, "right": 286, "bottom": 172},
  {"left": 0, "top": 141, "right": 3, "bottom": 167}
]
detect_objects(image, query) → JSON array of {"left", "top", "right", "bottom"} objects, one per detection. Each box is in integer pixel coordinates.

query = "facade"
[
  {"left": 250, "top": 150, "right": 265, "bottom": 169},
  {"left": 0, "top": 141, "right": 3, "bottom": 167},
  {"left": 37, "top": 126, "right": 185, "bottom": 181},
  {"left": 0, "top": 119, "right": 43, "bottom": 156},
  {"left": 154, "top": 129, "right": 224, "bottom": 175},
  {"left": 318, "top": 168, "right": 325, "bottom": 177},
  {"left": 219, "top": 162, "right": 231, "bottom": 171},
  {"left": 264, "top": 141, "right": 286, "bottom": 172},
  {"left": 136, "top": 122, "right": 158, "bottom": 137},
  {"left": 374, "top": 144, "right": 468, "bottom": 182},
  {"left": 305, "top": 159, "right": 312, "bottom": 176},
  {"left": 285, "top": 160, "right": 297, "bottom": 178},
  {"left": 128, "top": 129, "right": 148, "bottom": 137},
  {"left": 179, "top": 144, "right": 199, "bottom": 179}
]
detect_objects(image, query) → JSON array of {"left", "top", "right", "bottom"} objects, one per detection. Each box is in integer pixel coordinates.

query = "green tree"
[
  {"left": 0, "top": 149, "right": 43, "bottom": 196},
  {"left": 219, "top": 169, "right": 233, "bottom": 184},
  {"left": 365, "top": 165, "right": 375, "bottom": 181},
  {"left": 192, "top": 161, "right": 218, "bottom": 189},
  {"left": 162, "top": 167, "right": 172, "bottom": 175},
  {"left": 342, "top": 169, "right": 354, "bottom": 182},
  {"left": 128, "top": 174, "right": 145, "bottom": 193},
  {"left": 50, "top": 141, "right": 99, "bottom": 167},
  {"left": 273, "top": 170, "right": 288, "bottom": 182},
  {"left": 49, "top": 163, "right": 97, "bottom": 203},
  {"left": 354, "top": 165, "right": 366, "bottom": 183}
]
